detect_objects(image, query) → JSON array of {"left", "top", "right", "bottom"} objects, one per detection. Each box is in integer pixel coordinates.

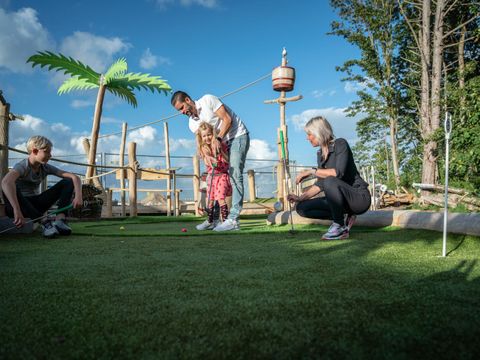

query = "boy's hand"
[
  {"left": 13, "top": 211, "right": 26, "bottom": 228},
  {"left": 72, "top": 195, "right": 83, "bottom": 209}
]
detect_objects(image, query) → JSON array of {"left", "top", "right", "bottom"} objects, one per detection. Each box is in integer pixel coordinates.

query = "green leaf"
[
  {"left": 104, "top": 58, "right": 128, "bottom": 83},
  {"left": 113, "top": 72, "right": 172, "bottom": 94},
  {"left": 27, "top": 51, "right": 100, "bottom": 84},
  {"left": 58, "top": 77, "right": 99, "bottom": 95},
  {"left": 106, "top": 85, "right": 138, "bottom": 107}
]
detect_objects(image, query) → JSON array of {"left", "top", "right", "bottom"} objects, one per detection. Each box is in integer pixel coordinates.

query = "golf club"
[
  {"left": 280, "top": 130, "right": 295, "bottom": 233},
  {"left": 206, "top": 163, "right": 217, "bottom": 222},
  {"left": 0, "top": 203, "right": 74, "bottom": 235}
]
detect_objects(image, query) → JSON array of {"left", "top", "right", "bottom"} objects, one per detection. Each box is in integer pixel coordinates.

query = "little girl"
[{"left": 196, "top": 122, "right": 232, "bottom": 230}]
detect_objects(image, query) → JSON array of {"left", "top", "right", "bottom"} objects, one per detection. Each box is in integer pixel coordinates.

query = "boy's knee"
[{"left": 59, "top": 178, "right": 74, "bottom": 190}]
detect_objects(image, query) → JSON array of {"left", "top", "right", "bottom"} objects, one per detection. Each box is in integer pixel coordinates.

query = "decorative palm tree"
[{"left": 27, "top": 51, "right": 171, "bottom": 182}]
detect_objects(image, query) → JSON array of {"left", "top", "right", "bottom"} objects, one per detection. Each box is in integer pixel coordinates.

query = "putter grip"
[{"left": 280, "top": 130, "right": 286, "bottom": 160}]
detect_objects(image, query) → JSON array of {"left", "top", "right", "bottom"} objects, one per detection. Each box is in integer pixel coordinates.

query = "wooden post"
[
  {"left": 164, "top": 123, "right": 172, "bottom": 216},
  {"left": 106, "top": 189, "right": 113, "bottom": 217},
  {"left": 173, "top": 170, "right": 178, "bottom": 216},
  {"left": 82, "top": 138, "right": 104, "bottom": 191},
  {"left": 247, "top": 169, "right": 256, "bottom": 202},
  {"left": 119, "top": 122, "right": 127, "bottom": 217},
  {"left": 128, "top": 142, "right": 137, "bottom": 217},
  {"left": 276, "top": 163, "right": 284, "bottom": 203},
  {"left": 86, "top": 82, "right": 106, "bottom": 182},
  {"left": 175, "top": 190, "right": 180, "bottom": 216},
  {"left": 193, "top": 155, "right": 200, "bottom": 216},
  {"left": 0, "top": 94, "right": 10, "bottom": 185},
  {"left": 264, "top": 49, "right": 302, "bottom": 210}
]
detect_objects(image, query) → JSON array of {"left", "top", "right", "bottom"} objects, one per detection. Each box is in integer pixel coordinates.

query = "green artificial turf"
[{"left": 1, "top": 215, "right": 479, "bottom": 359}]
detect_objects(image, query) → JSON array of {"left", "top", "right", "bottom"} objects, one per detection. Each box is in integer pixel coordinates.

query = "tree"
[
  {"left": 27, "top": 52, "right": 171, "bottom": 183},
  {"left": 329, "top": 0, "right": 406, "bottom": 189},
  {"left": 398, "top": 0, "right": 478, "bottom": 194}
]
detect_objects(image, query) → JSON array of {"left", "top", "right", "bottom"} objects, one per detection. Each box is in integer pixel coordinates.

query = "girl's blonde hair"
[
  {"left": 196, "top": 122, "right": 228, "bottom": 162},
  {"left": 26, "top": 136, "right": 52, "bottom": 153},
  {"left": 304, "top": 116, "right": 335, "bottom": 147}
]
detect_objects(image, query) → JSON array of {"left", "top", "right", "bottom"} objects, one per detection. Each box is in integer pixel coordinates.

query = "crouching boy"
[{"left": 1, "top": 136, "right": 83, "bottom": 238}]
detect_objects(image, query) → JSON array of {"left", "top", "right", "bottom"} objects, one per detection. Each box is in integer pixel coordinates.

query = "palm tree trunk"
[{"left": 86, "top": 81, "right": 106, "bottom": 184}]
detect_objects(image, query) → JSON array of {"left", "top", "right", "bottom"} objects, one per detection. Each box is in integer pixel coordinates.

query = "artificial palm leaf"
[
  {"left": 58, "top": 77, "right": 99, "bottom": 95},
  {"left": 104, "top": 58, "right": 128, "bottom": 84},
  {"left": 27, "top": 51, "right": 100, "bottom": 84},
  {"left": 106, "top": 85, "right": 138, "bottom": 107},
  {"left": 113, "top": 72, "right": 172, "bottom": 94}
]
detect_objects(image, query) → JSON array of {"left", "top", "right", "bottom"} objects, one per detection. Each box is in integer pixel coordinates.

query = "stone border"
[{"left": 267, "top": 210, "right": 480, "bottom": 237}]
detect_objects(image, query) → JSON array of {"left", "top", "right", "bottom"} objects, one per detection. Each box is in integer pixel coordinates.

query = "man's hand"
[
  {"left": 13, "top": 210, "right": 26, "bottom": 228},
  {"left": 212, "top": 138, "right": 221, "bottom": 156}
]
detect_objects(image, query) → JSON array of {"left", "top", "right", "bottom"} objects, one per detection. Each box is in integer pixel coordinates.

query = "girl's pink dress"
[{"left": 206, "top": 143, "right": 232, "bottom": 201}]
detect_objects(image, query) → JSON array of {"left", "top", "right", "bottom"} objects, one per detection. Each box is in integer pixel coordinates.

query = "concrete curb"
[{"left": 267, "top": 210, "right": 480, "bottom": 237}]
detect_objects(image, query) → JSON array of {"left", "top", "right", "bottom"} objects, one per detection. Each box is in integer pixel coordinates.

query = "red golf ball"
[{"left": 181, "top": 228, "right": 187, "bottom": 232}]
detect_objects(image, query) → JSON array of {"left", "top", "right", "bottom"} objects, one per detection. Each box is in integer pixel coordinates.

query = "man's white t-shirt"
[{"left": 188, "top": 94, "right": 248, "bottom": 142}]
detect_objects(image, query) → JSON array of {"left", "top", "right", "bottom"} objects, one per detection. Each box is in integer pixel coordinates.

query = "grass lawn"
[{"left": 1, "top": 215, "right": 479, "bottom": 359}]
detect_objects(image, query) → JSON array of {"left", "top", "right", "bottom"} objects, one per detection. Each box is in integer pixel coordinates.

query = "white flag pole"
[{"left": 442, "top": 112, "right": 452, "bottom": 257}]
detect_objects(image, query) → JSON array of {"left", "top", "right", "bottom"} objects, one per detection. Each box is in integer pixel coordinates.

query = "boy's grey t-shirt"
[{"left": 13, "top": 159, "right": 63, "bottom": 196}]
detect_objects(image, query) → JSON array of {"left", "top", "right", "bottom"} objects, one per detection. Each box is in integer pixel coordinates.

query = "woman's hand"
[
  {"left": 295, "top": 170, "right": 314, "bottom": 184},
  {"left": 287, "top": 193, "right": 300, "bottom": 203}
]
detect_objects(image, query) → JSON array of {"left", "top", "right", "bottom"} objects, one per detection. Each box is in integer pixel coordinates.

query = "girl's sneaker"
[
  {"left": 196, "top": 219, "right": 218, "bottom": 230},
  {"left": 321, "top": 222, "right": 349, "bottom": 240}
]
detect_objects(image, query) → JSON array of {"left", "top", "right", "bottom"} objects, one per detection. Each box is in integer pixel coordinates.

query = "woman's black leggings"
[{"left": 296, "top": 176, "right": 371, "bottom": 226}]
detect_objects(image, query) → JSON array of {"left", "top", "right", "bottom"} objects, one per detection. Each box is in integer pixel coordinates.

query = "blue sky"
[{"left": 0, "top": 0, "right": 364, "bottom": 197}]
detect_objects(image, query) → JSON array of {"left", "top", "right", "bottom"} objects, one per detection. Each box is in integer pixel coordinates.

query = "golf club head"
[{"left": 274, "top": 201, "right": 283, "bottom": 212}]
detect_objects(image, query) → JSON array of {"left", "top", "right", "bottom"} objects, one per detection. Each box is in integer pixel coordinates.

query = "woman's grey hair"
[{"left": 304, "top": 116, "right": 334, "bottom": 146}]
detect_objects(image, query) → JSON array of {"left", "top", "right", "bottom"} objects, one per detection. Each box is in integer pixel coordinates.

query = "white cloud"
[
  {"left": 290, "top": 107, "right": 362, "bottom": 144},
  {"left": 248, "top": 139, "right": 276, "bottom": 160},
  {"left": 139, "top": 48, "right": 171, "bottom": 70},
  {"left": 127, "top": 126, "right": 157, "bottom": 147},
  {"left": 140, "top": 48, "right": 157, "bottom": 69},
  {"left": 170, "top": 138, "right": 196, "bottom": 153},
  {"left": 60, "top": 31, "right": 131, "bottom": 74},
  {"left": 71, "top": 99, "right": 94, "bottom": 109},
  {"left": 155, "top": 0, "right": 219, "bottom": 9},
  {"left": 51, "top": 123, "right": 70, "bottom": 132},
  {"left": 344, "top": 80, "right": 368, "bottom": 93},
  {"left": 0, "top": 7, "right": 54, "bottom": 73}
]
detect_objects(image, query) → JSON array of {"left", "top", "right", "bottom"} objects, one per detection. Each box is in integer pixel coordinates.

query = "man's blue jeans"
[{"left": 227, "top": 133, "right": 250, "bottom": 221}]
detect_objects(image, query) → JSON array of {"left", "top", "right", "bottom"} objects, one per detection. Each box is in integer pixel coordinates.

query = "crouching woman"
[{"left": 287, "top": 116, "right": 371, "bottom": 240}]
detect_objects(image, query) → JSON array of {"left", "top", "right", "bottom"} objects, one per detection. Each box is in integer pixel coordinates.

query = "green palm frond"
[
  {"left": 112, "top": 72, "right": 172, "bottom": 94},
  {"left": 106, "top": 84, "right": 138, "bottom": 107},
  {"left": 104, "top": 58, "right": 127, "bottom": 83},
  {"left": 58, "top": 77, "right": 99, "bottom": 95},
  {"left": 27, "top": 51, "right": 100, "bottom": 84}
]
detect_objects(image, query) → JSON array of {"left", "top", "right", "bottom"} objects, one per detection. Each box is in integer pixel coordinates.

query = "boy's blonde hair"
[{"left": 26, "top": 136, "right": 52, "bottom": 153}]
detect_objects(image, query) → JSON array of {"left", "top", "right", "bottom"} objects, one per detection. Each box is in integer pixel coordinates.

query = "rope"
[
  {"left": 97, "top": 72, "right": 271, "bottom": 139},
  {"left": 2, "top": 145, "right": 132, "bottom": 170}
]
